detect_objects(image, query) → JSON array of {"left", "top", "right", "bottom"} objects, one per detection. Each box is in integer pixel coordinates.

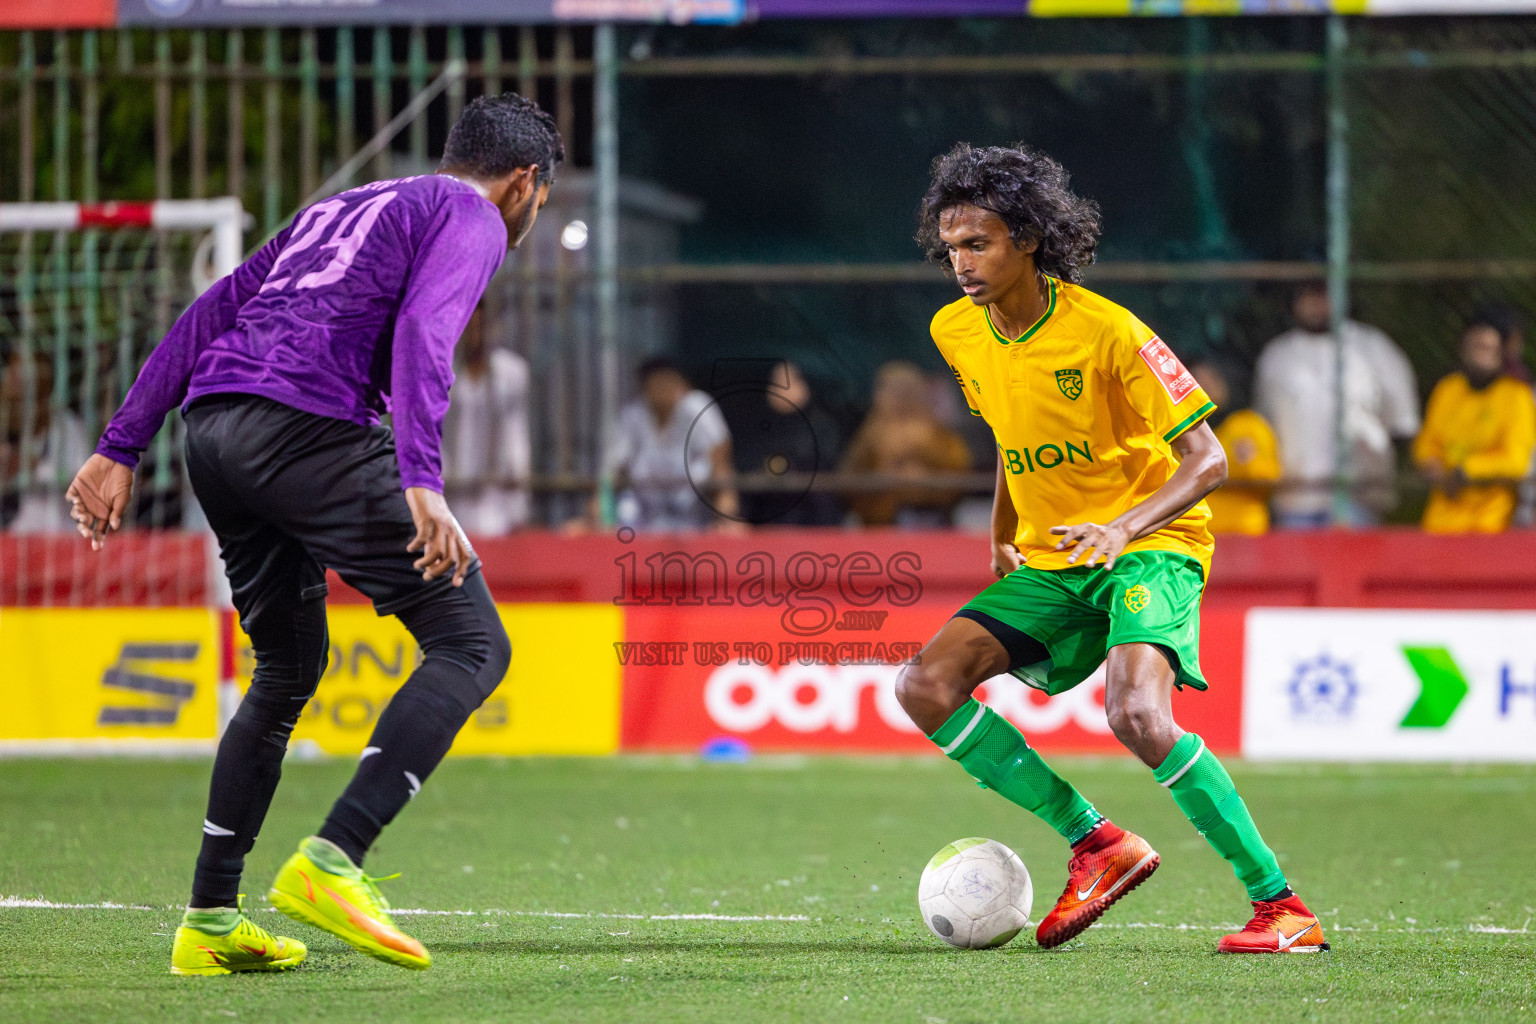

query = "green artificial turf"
[{"left": 2, "top": 756, "right": 1534, "bottom": 1023}]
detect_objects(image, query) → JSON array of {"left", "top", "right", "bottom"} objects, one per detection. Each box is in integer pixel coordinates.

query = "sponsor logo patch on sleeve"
[{"left": 1137, "top": 337, "right": 1200, "bottom": 405}]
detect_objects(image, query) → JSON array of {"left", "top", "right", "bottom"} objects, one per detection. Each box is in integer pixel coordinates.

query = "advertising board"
[
  {"left": 621, "top": 605, "right": 1244, "bottom": 753},
  {"left": 106, "top": 0, "right": 1533, "bottom": 27},
  {"left": 0, "top": 603, "right": 620, "bottom": 756},
  {"left": 231, "top": 603, "right": 623, "bottom": 756},
  {"left": 1244, "top": 609, "right": 1536, "bottom": 761},
  {"left": 0, "top": 608, "right": 220, "bottom": 752}
]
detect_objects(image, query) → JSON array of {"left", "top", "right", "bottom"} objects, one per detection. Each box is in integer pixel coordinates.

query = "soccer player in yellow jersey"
[
  {"left": 896, "top": 143, "right": 1327, "bottom": 954},
  {"left": 1190, "top": 357, "right": 1282, "bottom": 535},
  {"left": 1413, "top": 318, "right": 1536, "bottom": 533}
]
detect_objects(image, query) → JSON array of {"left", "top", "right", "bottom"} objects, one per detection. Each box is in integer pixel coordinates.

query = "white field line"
[
  {"left": 0, "top": 740, "right": 217, "bottom": 757},
  {"left": 0, "top": 898, "right": 160, "bottom": 911},
  {"left": 0, "top": 897, "right": 806, "bottom": 923},
  {"left": 1, "top": 897, "right": 1530, "bottom": 935}
]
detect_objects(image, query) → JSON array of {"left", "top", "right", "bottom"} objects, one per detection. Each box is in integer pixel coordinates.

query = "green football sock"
[
  {"left": 1154, "top": 733, "right": 1287, "bottom": 901},
  {"left": 182, "top": 906, "right": 240, "bottom": 935},
  {"left": 929, "top": 698, "right": 1103, "bottom": 844}
]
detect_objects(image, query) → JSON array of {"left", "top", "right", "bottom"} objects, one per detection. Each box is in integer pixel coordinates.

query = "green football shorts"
[{"left": 954, "top": 550, "right": 1208, "bottom": 696}]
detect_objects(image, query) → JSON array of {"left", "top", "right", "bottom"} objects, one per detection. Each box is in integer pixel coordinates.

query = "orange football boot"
[
  {"left": 1218, "top": 893, "right": 1330, "bottom": 954},
  {"left": 1035, "top": 822, "right": 1160, "bottom": 948}
]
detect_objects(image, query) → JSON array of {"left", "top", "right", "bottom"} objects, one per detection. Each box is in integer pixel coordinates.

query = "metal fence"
[
  {"left": 0, "top": 27, "right": 599, "bottom": 229},
  {"left": 3, "top": 16, "right": 1535, "bottom": 533}
]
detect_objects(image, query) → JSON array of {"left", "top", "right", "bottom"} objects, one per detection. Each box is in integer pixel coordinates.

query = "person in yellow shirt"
[
  {"left": 841, "top": 360, "right": 975, "bottom": 526},
  {"left": 1413, "top": 318, "right": 1536, "bottom": 533},
  {"left": 1189, "top": 357, "right": 1281, "bottom": 535},
  {"left": 895, "top": 142, "right": 1326, "bottom": 958}
]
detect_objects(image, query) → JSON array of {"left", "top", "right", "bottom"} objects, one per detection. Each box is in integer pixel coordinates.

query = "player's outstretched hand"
[
  {"left": 1050, "top": 521, "right": 1130, "bottom": 570},
  {"left": 405, "top": 487, "right": 475, "bottom": 587},
  {"left": 65, "top": 454, "right": 135, "bottom": 551},
  {"left": 990, "top": 539, "right": 1023, "bottom": 579}
]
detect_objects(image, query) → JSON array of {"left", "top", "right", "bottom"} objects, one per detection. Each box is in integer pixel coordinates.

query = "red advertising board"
[
  {"left": 3, "top": 0, "right": 115, "bottom": 27},
  {"left": 621, "top": 604, "right": 1243, "bottom": 754}
]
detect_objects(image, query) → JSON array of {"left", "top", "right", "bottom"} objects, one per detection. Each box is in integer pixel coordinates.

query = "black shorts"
[{"left": 184, "top": 394, "right": 480, "bottom": 625}]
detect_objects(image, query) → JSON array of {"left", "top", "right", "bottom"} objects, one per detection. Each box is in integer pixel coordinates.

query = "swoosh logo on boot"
[
  {"left": 321, "top": 884, "right": 427, "bottom": 958},
  {"left": 1075, "top": 871, "right": 1107, "bottom": 901},
  {"left": 1277, "top": 923, "right": 1314, "bottom": 950}
]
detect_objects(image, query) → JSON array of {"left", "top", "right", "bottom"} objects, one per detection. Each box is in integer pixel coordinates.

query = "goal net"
[{"left": 0, "top": 199, "right": 244, "bottom": 607}]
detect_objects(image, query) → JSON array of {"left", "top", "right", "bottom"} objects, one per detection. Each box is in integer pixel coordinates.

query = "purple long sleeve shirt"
[{"left": 97, "top": 175, "right": 508, "bottom": 492}]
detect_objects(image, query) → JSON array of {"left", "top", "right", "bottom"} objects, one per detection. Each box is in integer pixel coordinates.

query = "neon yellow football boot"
[
  {"left": 170, "top": 896, "right": 308, "bottom": 976},
  {"left": 268, "top": 836, "right": 430, "bottom": 970}
]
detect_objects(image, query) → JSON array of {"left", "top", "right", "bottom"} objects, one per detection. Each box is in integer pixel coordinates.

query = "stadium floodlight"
[{"left": 561, "top": 219, "right": 590, "bottom": 251}]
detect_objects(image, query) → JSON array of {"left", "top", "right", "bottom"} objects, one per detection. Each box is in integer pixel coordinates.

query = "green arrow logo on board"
[{"left": 1399, "top": 646, "right": 1470, "bottom": 728}]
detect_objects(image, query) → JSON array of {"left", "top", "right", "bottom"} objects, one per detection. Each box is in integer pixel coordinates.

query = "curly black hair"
[
  {"left": 916, "top": 142, "right": 1102, "bottom": 284},
  {"left": 440, "top": 92, "right": 566, "bottom": 186}
]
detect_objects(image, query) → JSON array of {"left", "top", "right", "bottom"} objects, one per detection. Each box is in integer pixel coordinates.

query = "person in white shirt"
[
  {"left": 602, "top": 357, "right": 739, "bottom": 531},
  {"left": 1254, "top": 282, "right": 1420, "bottom": 527},
  {"left": 2, "top": 349, "right": 93, "bottom": 533},
  {"left": 441, "top": 306, "right": 532, "bottom": 535}
]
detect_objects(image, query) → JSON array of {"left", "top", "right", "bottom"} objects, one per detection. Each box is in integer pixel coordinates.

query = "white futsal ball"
[{"left": 918, "top": 837, "right": 1033, "bottom": 949}]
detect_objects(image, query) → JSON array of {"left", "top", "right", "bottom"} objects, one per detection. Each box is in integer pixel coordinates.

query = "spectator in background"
[
  {"left": 1474, "top": 300, "right": 1531, "bottom": 384},
  {"left": 1254, "top": 281, "right": 1420, "bottom": 527},
  {"left": 1190, "top": 356, "right": 1280, "bottom": 536},
  {"left": 602, "top": 357, "right": 740, "bottom": 531},
  {"left": 728, "top": 360, "right": 843, "bottom": 526},
  {"left": 1474, "top": 302, "right": 1536, "bottom": 527},
  {"left": 1412, "top": 318, "right": 1536, "bottom": 533},
  {"left": 841, "top": 361, "right": 973, "bottom": 527},
  {"left": 1, "top": 348, "right": 91, "bottom": 532},
  {"left": 441, "top": 305, "right": 532, "bottom": 535}
]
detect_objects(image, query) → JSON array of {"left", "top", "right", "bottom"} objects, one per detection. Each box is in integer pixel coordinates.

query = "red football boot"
[
  {"left": 1035, "top": 822, "right": 1160, "bottom": 949},
  {"left": 1217, "top": 893, "right": 1330, "bottom": 954}
]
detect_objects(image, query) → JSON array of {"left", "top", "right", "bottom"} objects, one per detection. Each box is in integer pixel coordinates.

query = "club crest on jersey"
[
  {"left": 1124, "top": 585, "right": 1151, "bottom": 614},
  {"left": 1055, "top": 369, "right": 1083, "bottom": 401}
]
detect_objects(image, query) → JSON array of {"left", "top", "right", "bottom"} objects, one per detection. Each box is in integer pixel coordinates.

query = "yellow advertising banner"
[
  {"left": 232, "top": 603, "right": 622, "bottom": 757},
  {"left": 0, "top": 603, "right": 621, "bottom": 756},
  {"left": 0, "top": 608, "right": 220, "bottom": 748}
]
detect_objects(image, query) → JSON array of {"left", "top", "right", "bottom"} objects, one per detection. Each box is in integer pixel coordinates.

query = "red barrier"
[
  {"left": 0, "top": 533, "right": 210, "bottom": 607},
  {"left": 10, "top": 528, "right": 1536, "bottom": 610},
  {"left": 1202, "top": 530, "right": 1536, "bottom": 609},
  {"left": 467, "top": 528, "right": 1536, "bottom": 611}
]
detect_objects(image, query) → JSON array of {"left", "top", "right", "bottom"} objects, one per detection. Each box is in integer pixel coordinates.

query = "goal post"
[
  {"left": 0, "top": 198, "right": 246, "bottom": 290},
  {"left": 0, "top": 197, "right": 247, "bottom": 599}
]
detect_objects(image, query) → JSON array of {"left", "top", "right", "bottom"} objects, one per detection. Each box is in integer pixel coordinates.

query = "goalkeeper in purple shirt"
[{"left": 65, "top": 94, "right": 562, "bottom": 976}]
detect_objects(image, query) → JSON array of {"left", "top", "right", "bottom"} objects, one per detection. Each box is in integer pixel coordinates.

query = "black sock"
[
  {"left": 317, "top": 687, "right": 468, "bottom": 867},
  {"left": 317, "top": 576, "right": 509, "bottom": 868},
  {"left": 190, "top": 688, "right": 313, "bottom": 906},
  {"left": 189, "top": 894, "right": 241, "bottom": 910},
  {"left": 190, "top": 591, "right": 327, "bottom": 908}
]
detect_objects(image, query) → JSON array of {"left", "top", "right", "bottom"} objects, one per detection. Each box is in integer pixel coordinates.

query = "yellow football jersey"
[
  {"left": 1412, "top": 371, "right": 1536, "bottom": 533},
  {"left": 931, "top": 277, "right": 1217, "bottom": 575},
  {"left": 1208, "top": 408, "right": 1281, "bottom": 536}
]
